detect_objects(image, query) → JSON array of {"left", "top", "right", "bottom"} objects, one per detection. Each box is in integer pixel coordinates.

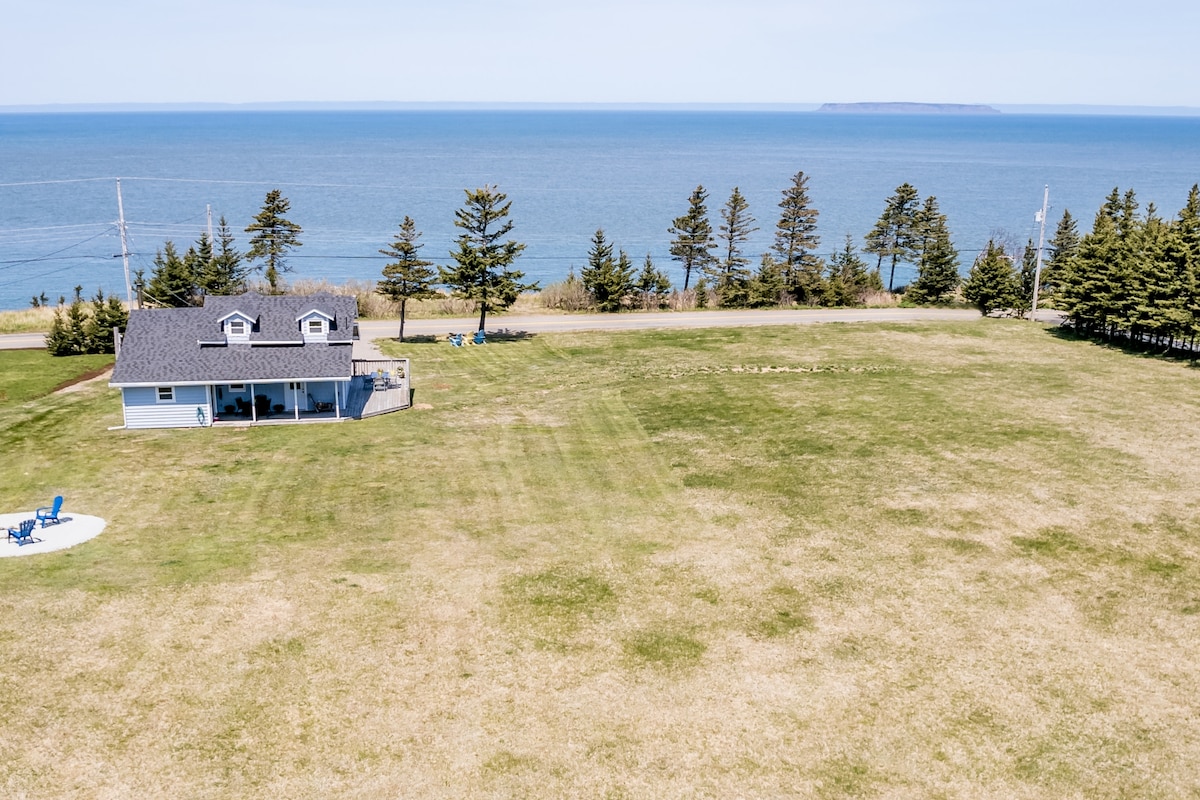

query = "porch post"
[
  {"left": 250, "top": 382, "right": 257, "bottom": 422},
  {"left": 335, "top": 380, "right": 342, "bottom": 419},
  {"left": 293, "top": 383, "right": 299, "bottom": 420}
]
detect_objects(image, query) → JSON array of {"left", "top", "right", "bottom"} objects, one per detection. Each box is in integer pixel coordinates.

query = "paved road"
[{"left": 2, "top": 307, "right": 1063, "bottom": 352}]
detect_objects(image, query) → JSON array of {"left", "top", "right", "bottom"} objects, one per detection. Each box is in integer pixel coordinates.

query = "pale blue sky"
[{"left": 3, "top": 0, "right": 1197, "bottom": 107}]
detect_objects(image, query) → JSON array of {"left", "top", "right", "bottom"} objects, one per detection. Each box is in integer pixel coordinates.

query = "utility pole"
[
  {"left": 1030, "top": 185, "right": 1049, "bottom": 320},
  {"left": 116, "top": 179, "right": 134, "bottom": 308},
  {"left": 207, "top": 204, "right": 214, "bottom": 245}
]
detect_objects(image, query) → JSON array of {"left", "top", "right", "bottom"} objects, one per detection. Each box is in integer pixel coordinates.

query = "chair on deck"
[
  {"left": 472, "top": 330, "right": 486, "bottom": 345},
  {"left": 7, "top": 519, "right": 38, "bottom": 546},
  {"left": 36, "top": 496, "right": 63, "bottom": 528},
  {"left": 308, "top": 393, "right": 334, "bottom": 413}
]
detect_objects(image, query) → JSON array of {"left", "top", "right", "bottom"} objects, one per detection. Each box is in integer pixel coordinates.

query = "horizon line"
[{"left": 2, "top": 100, "right": 1199, "bottom": 117}]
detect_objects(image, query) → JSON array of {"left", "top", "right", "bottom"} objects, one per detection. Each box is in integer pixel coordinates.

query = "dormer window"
[
  {"left": 228, "top": 319, "right": 247, "bottom": 337},
  {"left": 297, "top": 309, "right": 334, "bottom": 342}
]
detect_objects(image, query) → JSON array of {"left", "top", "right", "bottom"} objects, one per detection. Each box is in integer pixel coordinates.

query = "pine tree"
[
  {"left": 905, "top": 197, "right": 960, "bottom": 303},
  {"left": 825, "top": 235, "right": 877, "bottom": 307},
  {"left": 748, "top": 255, "right": 787, "bottom": 308},
  {"left": 1015, "top": 239, "right": 1039, "bottom": 317},
  {"left": 440, "top": 185, "right": 534, "bottom": 332},
  {"left": 582, "top": 229, "right": 636, "bottom": 312},
  {"left": 668, "top": 185, "right": 716, "bottom": 291},
  {"left": 378, "top": 216, "right": 439, "bottom": 341},
  {"left": 963, "top": 240, "right": 1020, "bottom": 316},
  {"left": 772, "top": 171, "right": 821, "bottom": 301},
  {"left": 1060, "top": 191, "right": 1122, "bottom": 335},
  {"left": 1041, "top": 209, "right": 1080, "bottom": 304},
  {"left": 864, "top": 183, "right": 921, "bottom": 291},
  {"left": 146, "top": 241, "right": 198, "bottom": 307},
  {"left": 245, "top": 189, "right": 303, "bottom": 293},
  {"left": 708, "top": 187, "right": 757, "bottom": 307},
  {"left": 84, "top": 289, "right": 128, "bottom": 354},
  {"left": 636, "top": 254, "right": 672, "bottom": 308},
  {"left": 201, "top": 216, "right": 247, "bottom": 296}
]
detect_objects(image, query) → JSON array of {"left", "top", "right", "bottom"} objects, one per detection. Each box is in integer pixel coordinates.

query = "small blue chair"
[
  {"left": 7, "top": 519, "right": 37, "bottom": 546},
  {"left": 448, "top": 333, "right": 464, "bottom": 347},
  {"left": 472, "top": 330, "right": 486, "bottom": 345},
  {"left": 36, "top": 496, "right": 63, "bottom": 528}
]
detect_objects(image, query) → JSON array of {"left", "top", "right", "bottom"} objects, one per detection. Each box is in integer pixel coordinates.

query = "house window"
[
  {"left": 229, "top": 383, "right": 246, "bottom": 392},
  {"left": 227, "top": 319, "right": 246, "bottom": 336},
  {"left": 156, "top": 386, "right": 175, "bottom": 402},
  {"left": 306, "top": 319, "right": 326, "bottom": 335},
  {"left": 287, "top": 382, "right": 306, "bottom": 391}
]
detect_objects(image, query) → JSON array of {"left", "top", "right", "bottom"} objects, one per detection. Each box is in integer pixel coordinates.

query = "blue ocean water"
[{"left": 1, "top": 110, "right": 1199, "bottom": 311}]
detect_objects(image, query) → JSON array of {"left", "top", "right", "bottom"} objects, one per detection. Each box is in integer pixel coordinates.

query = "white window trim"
[
  {"left": 306, "top": 318, "right": 326, "bottom": 334},
  {"left": 156, "top": 386, "right": 175, "bottom": 403}
]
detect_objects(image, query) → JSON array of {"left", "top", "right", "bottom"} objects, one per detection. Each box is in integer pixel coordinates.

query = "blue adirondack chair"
[
  {"left": 448, "top": 332, "right": 464, "bottom": 347},
  {"left": 472, "top": 330, "right": 486, "bottom": 345},
  {"left": 36, "top": 495, "right": 63, "bottom": 527},
  {"left": 7, "top": 518, "right": 37, "bottom": 546}
]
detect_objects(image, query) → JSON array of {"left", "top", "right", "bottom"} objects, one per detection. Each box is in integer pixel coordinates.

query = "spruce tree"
[
  {"left": 245, "top": 189, "right": 303, "bottom": 293},
  {"left": 440, "top": 185, "right": 534, "bottom": 332},
  {"left": 668, "top": 185, "right": 716, "bottom": 291},
  {"left": 378, "top": 216, "right": 439, "bottom": 341},
  {"left": 748, "top": 255, "right": 787, "bottom": 308},
  {"left": 709, "top": 187, "right": 757, "bottom": 307},
  {"left": 84, "top": 289, "right": 128, "bottom": 354},
  {"left": 772, "top": 170, "right": 822, "bottom": 303},
  {"left": 905, "top": 197, "right": 960, "bottom": 303},
  {"left": 825, "top": 235, "right": 877, "bottom": 307},
  {"left": 1041, "top": 209, "right": 1080, "bottom": 304},
  {"left": 864, "top": 182, "right": 921, "bottom": 291},
  {"left": 201, "top": 216, "right": 247, "bottom": 296},
  {"left": 146, "top": 241, "right": 198, "bottom": 307},
  {"left": 963, "top": 240, "right": 1020, "bottom": 316},
  {"left": 582, "top": 229, "right": 636, "bottom": 312},
  {"left": 636, "top": 254, "right": 672, "bottom": 308}
]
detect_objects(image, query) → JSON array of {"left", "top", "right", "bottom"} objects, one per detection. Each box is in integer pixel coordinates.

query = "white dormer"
[
  {"left": 297, "top": 308, "right": 335, "bottom": 342},
  {"left": 217, "top": 310, "right": 255, "bottom": 342}
]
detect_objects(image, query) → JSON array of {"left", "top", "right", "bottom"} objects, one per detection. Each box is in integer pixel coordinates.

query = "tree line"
[{"left": 957, "top": 184, "right": 1200, "bottom": 354}]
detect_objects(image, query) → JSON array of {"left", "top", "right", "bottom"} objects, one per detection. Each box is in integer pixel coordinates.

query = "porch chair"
[
  {"left": 36, "top": 495, "right": 63, "bottom": 527},
  {"left": 472, "top": 330, "right": 486, "bottom": 345},
  {"left": 7, "top": 518, "right": 38, "bottom": 546}
]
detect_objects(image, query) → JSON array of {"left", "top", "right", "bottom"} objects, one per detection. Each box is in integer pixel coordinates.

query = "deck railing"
[{"left": 352, "top": 358, "right": 408, "bottom": 378}]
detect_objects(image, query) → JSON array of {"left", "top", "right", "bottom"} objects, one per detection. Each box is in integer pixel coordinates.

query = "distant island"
[{"left": 817, "top": 102, "right": 1001, "bottom": 115}]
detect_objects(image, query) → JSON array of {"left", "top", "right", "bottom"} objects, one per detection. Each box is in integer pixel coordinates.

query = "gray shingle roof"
[{"left": 110, "top": 293, "right": 357, "bottom": 385}]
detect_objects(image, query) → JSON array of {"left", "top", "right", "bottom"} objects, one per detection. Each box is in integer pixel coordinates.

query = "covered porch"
[{"left": 210, "top": 378, "right": 349, "bottom": 425}]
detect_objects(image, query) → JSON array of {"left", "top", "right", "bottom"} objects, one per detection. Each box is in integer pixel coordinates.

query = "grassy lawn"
[{"left": 2, "top": 321, "right": 1200, "bottom": 798}]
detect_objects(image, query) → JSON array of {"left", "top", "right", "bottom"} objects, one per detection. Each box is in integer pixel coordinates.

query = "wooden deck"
[{"left": 350, "top": 358, "right": 411, "bottom": 418}]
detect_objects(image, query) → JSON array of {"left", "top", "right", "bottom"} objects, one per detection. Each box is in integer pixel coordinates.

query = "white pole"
[
  {"left": 116, "top": 179, "right": 133, "bottom": 307},
  {"left": 1030, "top": 185, "right": 1049, "bottom": 320}
]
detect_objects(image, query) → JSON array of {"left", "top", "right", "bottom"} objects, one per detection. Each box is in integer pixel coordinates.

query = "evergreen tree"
[
  {"left": 636, "top": 253, "right": 672, "bottom": 308},
  {"left": 1060, "top": 191, "right": 1123, "bottom": 335},
  {"left": 708, "top": 187, "right": 757, "bottom": 307},
  {"left": 377, "top": 216, "right": 439, "bottom": 341},
  {"left": 245, "top": 189, "right": 303, "bottom": 293},
  {"left": 963, "top": 240, "right": 1020, "bottom": 316},
  {"left": 84, "top": 289, "right": 128, "bottom": 354},
  {"left": 748, "top": 255, "right": 787, "bottom": 308},
  {"left": 46, "top": 296, "right": 90, "bottom": 356},
  {"left": 905, "top": 197, "right": 960, "bottom": 303},
  {"left": 201, "top": 216, "right": 248, "bottom": 296},
  {"left": 693, "top": 276, "right": 710, "bottom": 308},
  {"left": 864, "top": 182, "right": 921, "bottom": 291},
  {"left": 1015, "top": 239, "right": 1039, "bottom": 317},
  {"left": 581, "top": 229, "right": 636, "bottom": 312},
  {"left": 1041, "top": 209, "right": 1080, "bottom": 304},
  {"left": 825, "top": 235, "right": 878, "bottom": 307},
  {"left": 1127, "top": 209, "right": 1190, "bottom": 345},
  {"left": 668, "top": 185, "right": 716, "bottom": 290},
  {"left": 146, "top": 241, "right": 198, "bottom": 307},
  {"left": 440, "top": 185, "right": 534, "bottom": 332},
  {"left": 772, "top": 170, "right": 821, "bottom": 300}
]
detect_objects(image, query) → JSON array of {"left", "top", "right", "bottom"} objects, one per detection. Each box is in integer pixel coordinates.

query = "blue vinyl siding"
[{"left": 123, "top": 385, "right": 210, "bottom": 429}]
